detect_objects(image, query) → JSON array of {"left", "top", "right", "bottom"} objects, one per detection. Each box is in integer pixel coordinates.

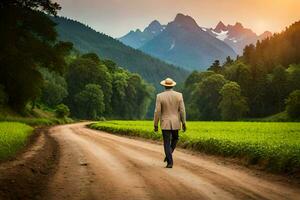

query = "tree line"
[
  {"left": 183, "top": 21, "right": 300, "bottom": 121},
  {"left": 50, "top": 16, "right": 189, "bottom": 90},
  {"left": 0, "top": 0, "right": 154, "bottom": 120}
]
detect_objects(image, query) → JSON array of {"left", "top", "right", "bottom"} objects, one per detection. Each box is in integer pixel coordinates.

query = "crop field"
[
  {"left": 0, "top": 122, "right": 33, "bottom": 160},
  {"left": 90, "top": 121, "right": 300, "bottom": 173}
]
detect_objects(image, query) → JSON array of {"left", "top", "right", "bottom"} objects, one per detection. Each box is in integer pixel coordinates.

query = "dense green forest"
[
  {"left": 50, "top": 16, "right": 189, "bottom": 89},
  {"left": 184, "top": 21, "right": 300, "bottom": 121},
  {"left": 0, "top": 0, "right": 153, "bottom": 120}
]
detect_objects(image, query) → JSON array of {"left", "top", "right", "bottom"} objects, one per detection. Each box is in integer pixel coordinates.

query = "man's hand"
[
  {"left": 154, "top": 126, "right": 159, "bottom": 132},
  {"left": 182, "top": 123, "right": 187, "bottom": 132}
]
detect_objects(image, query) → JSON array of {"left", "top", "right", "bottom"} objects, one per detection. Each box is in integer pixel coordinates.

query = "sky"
[{"left": 56, "top": 0, "right": 300, "bottom": 38}]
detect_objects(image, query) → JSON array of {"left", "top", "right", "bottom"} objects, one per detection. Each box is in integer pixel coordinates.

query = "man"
[{"left": 154, "top": 78, "right": 186, "bottom": 168}]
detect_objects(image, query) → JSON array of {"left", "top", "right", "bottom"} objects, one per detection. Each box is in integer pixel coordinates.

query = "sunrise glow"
[{"left": 57, "top": 0, "right": 300, "bottom": 37}]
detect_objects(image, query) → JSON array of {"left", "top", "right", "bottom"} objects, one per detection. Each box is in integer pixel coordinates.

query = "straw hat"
[{"left": 160, "top": 78, "right": 176, "bottom": 87}]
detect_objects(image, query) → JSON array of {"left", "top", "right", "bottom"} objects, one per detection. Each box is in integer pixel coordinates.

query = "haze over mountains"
[
  {"left": 120, "top": 14, "right": 272, "bottom": 70},
  {"left": 119, "top": 20, "right": 166, "bottom": 49},
  {"left": 51, "top": 16, "right": 188, "bottom": 89},
  {"left": 206, "top": 21, "right": 272, "bottom": 54}
]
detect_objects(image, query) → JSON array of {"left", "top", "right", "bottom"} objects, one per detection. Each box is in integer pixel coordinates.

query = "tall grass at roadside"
[
  {"left": 89, "top": 121, "right": 300, "bottom": 173},
  {"left": 0, "top": 122, "right": 33, "bottom": 160},
  {"left": 0, "top": 116, "right": 73, "bottom": 126}
]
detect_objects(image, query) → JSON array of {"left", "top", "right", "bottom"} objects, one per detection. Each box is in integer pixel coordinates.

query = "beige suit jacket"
[{"left": 154, "top": 89, "right": 186, "bottom": 130}]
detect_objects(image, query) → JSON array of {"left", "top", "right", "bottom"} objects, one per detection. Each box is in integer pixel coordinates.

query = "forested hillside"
[
  {"left": 184, "top": 21, "right": 300, "bottom": 121},
  {"left": 51, "top": 16, "right": 189, "bottom": 88},
  {"left": 0, "top": 2, "right": 154, "bottom": 120}
]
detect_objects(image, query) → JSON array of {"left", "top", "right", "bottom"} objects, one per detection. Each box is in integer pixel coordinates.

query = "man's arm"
[
  {"left": 154, "top": 95, "right": 161, "bottom": 131},
  {"left": 179, "top": 94, "right": 186, "bottom": 131}
]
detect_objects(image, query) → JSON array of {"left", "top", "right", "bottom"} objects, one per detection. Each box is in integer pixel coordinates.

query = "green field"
[
  {"left": 0, "top": 122, "right": 33, "bottom": 160},
  {"left": 90, "top": 121, "right": 300, "bottom": 173}
]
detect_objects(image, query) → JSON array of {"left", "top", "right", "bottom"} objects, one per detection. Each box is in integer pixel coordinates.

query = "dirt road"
[{"left": 44, "top": 123, "right": 300, "bottom": 200}]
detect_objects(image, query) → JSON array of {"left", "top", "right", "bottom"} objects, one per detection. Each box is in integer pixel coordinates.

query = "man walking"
[{"left": 154, "top": 78, "right": 186, "bottom": 168}]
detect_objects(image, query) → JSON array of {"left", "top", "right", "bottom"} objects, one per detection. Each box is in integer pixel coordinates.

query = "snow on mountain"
[
  {"left": 169, "top": 40, "right": 175, "bottom": 51},
  {"left": 140, "top": 14, "right": 237, "bottom": 71},
  {"left": 119, "top": 15, "right": 272, "bottom": 68},
  {"left": 211, "top": 30, "right": 229, "bottom": 41},
  {"left": 208, "top": 22, "right": 272, "bottom": 54}
]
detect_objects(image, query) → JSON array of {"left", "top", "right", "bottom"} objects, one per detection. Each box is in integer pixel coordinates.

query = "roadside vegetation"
[
  {"left": 0, "top": 105, "right": 72, "bottom": 161},
  {"left": 0, "top": 122, "right": 33, "bottom": 160},
  {"left": 90, "top": 120, "right": 300, "bottom": 173}
]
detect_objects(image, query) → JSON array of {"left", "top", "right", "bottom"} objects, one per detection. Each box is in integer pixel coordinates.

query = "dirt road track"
[{"left": 43, "top": 123, "right": 300, "bottom": 200}]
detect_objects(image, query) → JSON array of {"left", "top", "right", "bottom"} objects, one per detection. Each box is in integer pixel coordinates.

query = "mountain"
[
  {"left": 243, "top": 20, "right": 300, "bottom": 72},
  {"left": 119, "top": 20, "right": 166, "bottom": 49},
  {"left": 214, "top": 21, "right": 227, "bottom": 32},
  {"left": 207, "top": 21, "right": 272, "bottom": 54},
  {"left": 259, "top": 31, "right": 273, "bottom": 40},
  {"left": 139, "top": 14, "right": 237, "bottom": 71},
  {"left": 50, "top": 16, "right": 188, "bottom": 89}
]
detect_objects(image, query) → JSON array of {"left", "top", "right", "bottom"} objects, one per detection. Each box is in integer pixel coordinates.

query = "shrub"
[
  {"left": 55, "top": 104, "right": 70, "bottom": 118},
  {"left": 96, "top": 116, "right": 106, "bottom": 121}
]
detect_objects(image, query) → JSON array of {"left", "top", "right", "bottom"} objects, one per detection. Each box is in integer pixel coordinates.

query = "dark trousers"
[{"left": 162, "top": 130, "right": 179, "bottom": 165}]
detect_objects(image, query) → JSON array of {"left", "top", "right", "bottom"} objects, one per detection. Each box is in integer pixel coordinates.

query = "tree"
[
  {"left": 287, "top": 64, "right": 300, "bottom": 92},
  {"left": 243, "top": 44, "right": 255, "bottom": 64},
  {"left": 242, "top": 21, "right": 300, "bottom": 71},
  {"left": 285, "top": 90, "right": 300, "bottom": 119},
  {"left": 208, "top": 60, "right": 222, "bottom": 73},
  {"left": 55, "top": 104, "right": 70, "bottom": 118},
  {"left": 192, "top": 74, "right": 227, "bottom": 120},
  {"left": 224, "top": 62, "right": 251, "bottom": 95},
  {"left": 0, "top": 0, "right": 61, "bottom": 15},
  {"left": 124, "top": 74, "right": 153, "bottom": 119},
  {"left": 110, "top": 71, "right": 129, "bottom": 117},
  {"left": 0, "top": 85, "right": 7, "bottom": 107},
  {"left": 219, "top": 82, "right": 248, "bottom": 120},
  {"left": 0, "top": 0, "right": 72, "bottom": 111},
  {"left": 223, "top": 56, "right": 234, "bottom": 67},
  {"left": 183, "top": 71, "right": 215, "bottom": 120},
  {"left": 74, "top": 84, "right": 105, "bottom": 119},
  {"left": 271, "top": 66, "right": 288, "bottom": 112},
  {"left": 66, "top": 54, "right": 112, "bottom": 115},
  {"left": 40, "top": 68, "right": 68, "bottom": 107},
  {"left": 111, "top": 72, "right": 153, "bottom": 119}
]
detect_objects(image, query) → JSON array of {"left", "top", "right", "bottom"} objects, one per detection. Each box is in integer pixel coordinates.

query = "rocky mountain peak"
[
  {"left": 148, "top": 20, "right": 161, "bottom": 28},
  {"left": 233, "top": 22, "right": 244, "bottom": 29},
  {"left": 144, "top": 20, "right": 163, "bottom": 34},
  {"left": 214, "top": 21, "right": 227, "bottom": 32},
  {"left": 259, "top": 31, "right": 272, "bottom": 38},
  {"left": 173, "top": 13, "right": 198, "bottom": 28}
]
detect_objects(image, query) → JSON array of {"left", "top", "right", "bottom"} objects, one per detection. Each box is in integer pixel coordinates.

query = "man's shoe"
[
  {"left": 164, "top": 157, "right": 167, "bottom": 162},
  {"left": 166, "top": 164, "right": 173, "bottom": 168}
]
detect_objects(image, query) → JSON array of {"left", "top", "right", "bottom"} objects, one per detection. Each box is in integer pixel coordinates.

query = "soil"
[
  {"left": 0, "top": 128, "right": 59, "bottom": 200},
  {"left": 1, "top": 122, "right": 300, "bottom": 200}
]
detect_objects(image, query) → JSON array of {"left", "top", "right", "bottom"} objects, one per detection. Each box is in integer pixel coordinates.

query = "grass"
[
  {"left": 0, "top": 122, "right": 33, "bottom": 160},
  {"left": 89, "top": 120, "right": 300, "bottom": 173},
  {"left": 0, "top": 116, "right": 73, "bottom": 126},
  {"left": 0, "top": 106, "right": 73, "bottom": 126},
  {"left": 0, "top": 106, "right": 73, "bottom": 161},
  {"left": 246, "top": 111, "right": 300, "bottom": 122}
]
